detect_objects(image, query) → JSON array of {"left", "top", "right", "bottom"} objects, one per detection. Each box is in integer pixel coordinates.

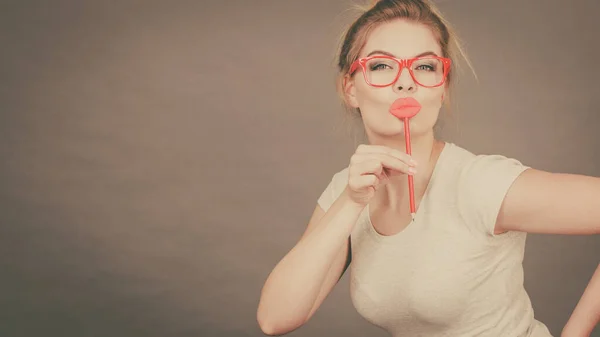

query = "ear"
[{"left": 343, "top": 75, "right": 359, "bottom": 108}]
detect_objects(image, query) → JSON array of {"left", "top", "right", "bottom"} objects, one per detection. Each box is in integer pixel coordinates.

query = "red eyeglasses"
[{"left": 349, "top": 55, "right": 452, "bottom": 88}]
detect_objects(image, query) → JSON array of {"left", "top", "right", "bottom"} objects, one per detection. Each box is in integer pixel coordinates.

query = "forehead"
[{"left": 361, "top": 19, "right": 441, "bottom": 58}]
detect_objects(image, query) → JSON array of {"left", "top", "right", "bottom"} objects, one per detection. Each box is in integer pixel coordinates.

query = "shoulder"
[
  {"left": 459, "top": 152, "right": 529, "bottom": 186},
  {"left": 444, "top": 143, "right": 528, "bottom": 180},
  {"left": 449, "top": 144, "right": 531, "bottom": 236}
]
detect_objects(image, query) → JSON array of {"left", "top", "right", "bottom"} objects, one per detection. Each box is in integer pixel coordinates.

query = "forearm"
[
  {"left": 562, "top": 263, "right": 600, "bottom": 337},
  {"left": 257, "top": 192, "right": 363, "bottom": 332}
]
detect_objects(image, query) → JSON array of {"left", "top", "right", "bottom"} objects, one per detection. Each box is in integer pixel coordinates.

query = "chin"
[
  {"left": 367, "top": 124, "right": 408, "bottom": 140},
  {"left": 371, "top": 122, "right": 436, "bottom": 141}
]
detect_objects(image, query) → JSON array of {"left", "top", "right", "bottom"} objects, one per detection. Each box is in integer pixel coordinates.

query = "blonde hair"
[{"left": 334, "top": 0, "right": 476, "bottom": 125}]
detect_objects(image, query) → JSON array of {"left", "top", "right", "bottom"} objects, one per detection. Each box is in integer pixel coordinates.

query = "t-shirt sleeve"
[
  {"left": 317, "top": 167, "right": 349, "bottom": 212},
  {"left": 457, "top": 154, "right": 530, "bottom": 237}
]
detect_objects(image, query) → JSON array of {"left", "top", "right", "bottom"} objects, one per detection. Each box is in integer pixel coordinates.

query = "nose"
[{"left": 394, "top": 66, "right": 415, "bottom": 92}]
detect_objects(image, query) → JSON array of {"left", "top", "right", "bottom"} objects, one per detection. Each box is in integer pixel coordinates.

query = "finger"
[
  {"left": 356, "top": 155, "right": 416, "bottom": 175},
  {"left": 349, "top": 165, "right": 388, "bottom": 191},
  {"left": 349, "top": 161, "right": 379, "bottom": 181},
  {"left": 355, "top": 144, "right": 417, "bottom": 166},
  {"left": 354, "top": 160, "right": 384, "bottom": 177},
  {"left": 351, "top": 151, "right": 414, "bottom": 168},
  {"left": 378, "top": 154, "right": 416, "bottom": 175},
  {"left": 348, "top": 174, "right": 379, "bottom": 191}
]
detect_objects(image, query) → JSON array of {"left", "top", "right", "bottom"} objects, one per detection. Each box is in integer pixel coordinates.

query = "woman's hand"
[{"left": 344, "top": 144, "right": 417, "bottom": 207}]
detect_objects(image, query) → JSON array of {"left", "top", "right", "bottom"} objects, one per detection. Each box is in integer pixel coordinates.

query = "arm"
[
  {"left": 257, "top": 144, "right": 413, "bottom": 335},
  {"left": 496, "top": 169, "right": 600, "bottom": 235},
  {"left": 562, "top": 263, "right": 600, "bottom": 337},
  {"left": 495, "top": 169, "right": 600, "bottom": 336},
  {"left": 257, "top": 191, "right": 361, "bottom": 336}
]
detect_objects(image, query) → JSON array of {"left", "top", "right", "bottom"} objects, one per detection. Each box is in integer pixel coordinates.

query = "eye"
[
  {"left": 370, "top": 63, "right": 392, "bottom": 71},
  {"left": 413, "top": 57, "right": 441, "bottom": 72},
  {"left": 415, "top": 64, "right": 435, "bottom": 71}
]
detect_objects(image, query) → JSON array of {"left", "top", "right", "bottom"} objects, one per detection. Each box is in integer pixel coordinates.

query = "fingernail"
[
  {"left": 410, "top": 159, "right": 418, "bottom": 166},
  {"left": 408, "top": 167, "right": 417, "bottom": 175}
]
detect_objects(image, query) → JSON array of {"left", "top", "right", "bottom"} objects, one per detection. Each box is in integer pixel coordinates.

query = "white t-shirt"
[{"left": 317, "top": 142, "right": 553, "bottom": 337}]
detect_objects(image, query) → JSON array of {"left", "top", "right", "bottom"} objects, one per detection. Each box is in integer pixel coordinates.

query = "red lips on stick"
[{"left": 389, "top": 98, "right": 421, "bottom": 222}]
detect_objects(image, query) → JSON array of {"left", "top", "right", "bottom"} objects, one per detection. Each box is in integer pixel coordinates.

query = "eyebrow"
[{"left": 365, "top": 50, "right": 439, "bottom": 58}]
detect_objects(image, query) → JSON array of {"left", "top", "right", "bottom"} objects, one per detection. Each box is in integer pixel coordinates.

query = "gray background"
[{"left": 1, "top": 0, "right": 599, "bottom": 336}]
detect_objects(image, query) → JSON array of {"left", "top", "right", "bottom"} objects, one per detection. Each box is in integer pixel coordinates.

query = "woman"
[{"left": 256, "top": 0, "right": 600, "bottom": 336}]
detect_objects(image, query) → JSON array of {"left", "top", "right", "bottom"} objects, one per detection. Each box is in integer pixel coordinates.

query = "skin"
[
  {"left": 562, "top": 263, "right": 600, "bottom": 337},
  {"left": 343, "top": 18, "right": 600, "bottom": 336}
]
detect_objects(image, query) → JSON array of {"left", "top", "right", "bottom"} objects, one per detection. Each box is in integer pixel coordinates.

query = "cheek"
[
  {"left": 419, "top": 90, "right": 444, "bottom": 114},
  {"left": 423, "top": 89, "right": 444, "bottom": 104},
  {"left": 415, "top": 90, "right": 444, "bottom": 123},
  {"left": 355, "top": 84, "right": 389, "bottom": 109},
  {"left": 356, "top": 81, "right": 376, "bottom": 98}
]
